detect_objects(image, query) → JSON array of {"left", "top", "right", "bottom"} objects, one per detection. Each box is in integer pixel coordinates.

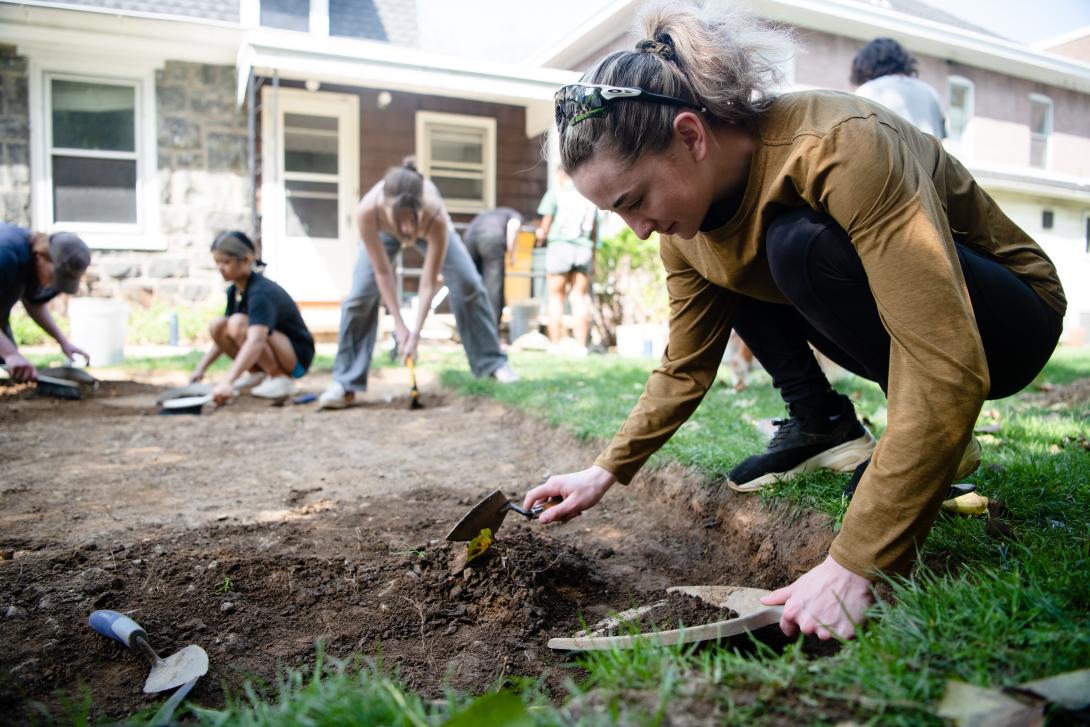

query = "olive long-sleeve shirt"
[{"left": 594, "top": 90, "right": 1066, "bottom": 576}]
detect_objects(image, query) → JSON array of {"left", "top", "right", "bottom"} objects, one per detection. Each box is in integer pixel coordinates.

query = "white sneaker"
[
  {"left": 251, "top": 376, "right": 295, "bottom": 399},
  {"left": 491, "top": 363, "right": 519, "bottom": 384},
  {"left": 233, "top": 371, "right": 266, "bottom": 392},
  {"left": 318, "top": 381, "right": 353, "bottom": 409}
]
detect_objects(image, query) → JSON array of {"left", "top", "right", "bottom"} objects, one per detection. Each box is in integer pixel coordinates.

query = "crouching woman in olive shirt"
[
  {"left": 523, "top": 2, "right": 1064, "bottom": 640},
  {"left": 191, "top": 231, "right": 315, "bottom": 404}
]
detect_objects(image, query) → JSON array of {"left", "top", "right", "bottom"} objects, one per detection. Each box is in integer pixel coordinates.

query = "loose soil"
[
  {"left": 0, "top": 366, "right": 837, "bottom": 724},
  {"left": 599, "top": 591, "right": 739, "bottom": 637}
]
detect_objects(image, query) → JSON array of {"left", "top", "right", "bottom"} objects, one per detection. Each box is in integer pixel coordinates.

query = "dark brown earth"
[
  {"left": 600, "top": 591, "right": 740, "bottom": 637},
  {"left": 0, "top": 367, "right": 837, "bottom": 724}
]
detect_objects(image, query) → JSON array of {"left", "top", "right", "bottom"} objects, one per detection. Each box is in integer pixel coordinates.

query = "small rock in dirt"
[
  {"left": 466, "top": 604, "right": 478, "bottom": 618},
  {"left": 5, "top": 605, "right": 27, "bottom": 618},
  {"left": 444, "top": 623, "right": 459, "bottom": 636},
  {"left": 449, "top": 585, "right": 463, "bottom": 600},
  {"left": 596, "top": 547, "right": 615, "bottom": 559},
  {"left": 463, "top": 567, "right": 475, "bottom": 581},
  {"left": 220, "top": 601, "right": 235, "bottom": 613},
  {"left": 78, "top": 541, "right": 97, "bottom": 552},
  {"left": 132, "top": 559, "right": 143, "bottom": 566},
  {"left": 449, "top": 549, "right": 469, "bottom": 576},
  {"left": 207, "top": 560, "right": 219, "bottom": 570},
  {"left": 37, "top": 597, "right": 54, "bottom": 611},
  {"left": 702, "top": 519, "right": 721, "bottom": 529},
  {"left": 0, "top": 548, "right": 15, "bottom": 560}
]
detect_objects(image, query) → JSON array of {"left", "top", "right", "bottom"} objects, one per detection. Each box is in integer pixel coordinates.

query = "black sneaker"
[
  {"left": 844, "top": 438, "right": 982, "bottom": 500},
  {"left": 727, "top": 407, "right": 875, "bottom": 493}
]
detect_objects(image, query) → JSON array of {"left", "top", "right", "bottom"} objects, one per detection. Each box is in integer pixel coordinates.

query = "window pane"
[
  {"left": 1030, "top": 100, "right": 1051, "bottom": 136},
  {"left": 52, "top": 79, "right": 135, "bottom": 152},
  {"left": 948, "top": 83, "right": 970, "bottom": 141},
  {"left": 431, "top": 175, "right": 483, "bottom": 202},
  {"left": 330, "top": 0, "right": 387, "bottom": 40},
  {"left": 284, "top": 114, "right": 338, "bottom": 174},
  {"left": 430, "top": 129, "right": 484, "bottom": 165},
  {"left": 261, "top": 0, "right": 309, "bottom": 31},
  {"left": 53, "top": 156, "right": 137, "bottom": 223},
  {"left": 285, "top": 180, "right": 338, "bottom": 238}
]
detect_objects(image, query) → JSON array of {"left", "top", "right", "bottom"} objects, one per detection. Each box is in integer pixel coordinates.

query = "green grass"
[{"left": 46, "top": 346, "right": 1090, "bottom": 725}]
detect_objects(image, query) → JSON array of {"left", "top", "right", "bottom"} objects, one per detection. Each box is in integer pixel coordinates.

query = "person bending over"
[
  {"left": 524, "top": 1, "right": 1063, "bottom": 640},
  {"left": 0, "top": 223, "right": 90, "bottom": 381},
  {"left": 318, "top": 158, "right": 516, "bottom": 410}
]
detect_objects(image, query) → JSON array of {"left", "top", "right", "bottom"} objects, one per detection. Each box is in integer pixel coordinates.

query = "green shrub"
[
  {"left": 7, "top": 307, "right": 66, "bottom": 346},
  {"left": 593, "top": 228, "right": 669, "bottom": 344}
]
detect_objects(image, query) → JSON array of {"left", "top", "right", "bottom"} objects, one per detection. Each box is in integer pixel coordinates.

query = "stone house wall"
[
  {"left": 92, "top": 60, "right": 250, "bottom": 309},
  {"left": 0, "top": 45, "right": 30, "bottom": 226}
]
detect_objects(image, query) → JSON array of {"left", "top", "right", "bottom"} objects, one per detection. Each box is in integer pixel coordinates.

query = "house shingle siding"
[{"left": 329, "top": 0, "right": 387, "bottom": 41}]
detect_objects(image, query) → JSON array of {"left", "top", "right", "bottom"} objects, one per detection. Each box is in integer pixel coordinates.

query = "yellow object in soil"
[
  {"left": 941, "top": 492, "right": 990, "bottom": 516},
  {"left": 466, "top": 528, "right": 493, "bottom": 563}
]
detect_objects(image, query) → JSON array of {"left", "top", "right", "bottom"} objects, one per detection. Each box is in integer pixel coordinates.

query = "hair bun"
[
  {"left": 636, "top": 33, "right": 676, "bottom": 61},
  {"left": 401, "top": 155, "right": 420, "bottom": 173}
]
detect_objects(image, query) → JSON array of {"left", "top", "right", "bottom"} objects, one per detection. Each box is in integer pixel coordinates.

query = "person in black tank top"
[
  {"left": 191, "top": 231, "right": 315, "bottom": 404},
  {"left": 318, "top": 158, "right": 517, "bottom": 409}
]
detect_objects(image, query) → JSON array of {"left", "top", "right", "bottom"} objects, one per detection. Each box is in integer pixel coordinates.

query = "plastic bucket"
[
  {"left": 68, "top": 298, "right": 128, "bottom": 366},
  {"left": 509, "top": 300, "right": 541, "bottom": 342},
  {"left": 615, "top": 324, "right": 668, "bottom": 359}
]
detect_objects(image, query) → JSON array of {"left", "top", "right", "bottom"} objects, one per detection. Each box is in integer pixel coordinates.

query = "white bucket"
[
  {"left": 509, "top": 300, "right": 541, "bottom": 342},
  {"left": 615, "top": 323, "right": 668, "bottom": 359},
  {"left": 68, "top": 298, "right": 128, "bottom": 366}
]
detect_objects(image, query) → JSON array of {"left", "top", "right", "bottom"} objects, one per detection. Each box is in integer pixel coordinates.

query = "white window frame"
[
  {"left": 29, "top": 57, "right": 162, "bottom": 250},
  {"left": 414, "top": 111, "right": 496, "bottom": 215},
  {"left": 1029, "top": 93, "right": 1053, "bottom": 170},
  {"left": 945, "top": 75, "right": 974, "bottom": 159}
]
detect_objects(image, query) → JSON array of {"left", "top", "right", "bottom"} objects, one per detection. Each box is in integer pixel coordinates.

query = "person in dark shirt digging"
[
  {"left": 191, "top": 231, "right": 315, "bottom": 405},
  {"left": 0, "top": 223, "right": 91, "bottom": 381}
]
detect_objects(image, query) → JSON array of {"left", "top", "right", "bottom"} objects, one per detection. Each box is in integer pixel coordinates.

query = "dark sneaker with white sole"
[
  {"left": 843, "top": 437, "right": 982, "bottom": 500},
  {"left": 727, "top": 401, "right": 876, "bottom": 492}
]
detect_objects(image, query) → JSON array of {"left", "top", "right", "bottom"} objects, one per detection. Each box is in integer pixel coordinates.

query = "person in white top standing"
[{"left": 851, "top": 38, "right": 946, "bottom": 140}]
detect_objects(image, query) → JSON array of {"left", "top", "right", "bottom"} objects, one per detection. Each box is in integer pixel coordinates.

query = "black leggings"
[{"left": 731, "top": 208, "right": 1062, "bottom": 403}]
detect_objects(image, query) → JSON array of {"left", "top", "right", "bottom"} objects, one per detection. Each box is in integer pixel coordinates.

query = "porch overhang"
[{"left": 238, "top": 29, "right": 577, "bottom": 138}]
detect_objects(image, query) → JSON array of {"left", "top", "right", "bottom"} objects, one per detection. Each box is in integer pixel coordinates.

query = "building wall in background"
[
  {"left": 91, "top": 61, "right": 249, "bottom": 307},
  {"left": 0, "top": 46, "right": 29, "bottom": 227}
]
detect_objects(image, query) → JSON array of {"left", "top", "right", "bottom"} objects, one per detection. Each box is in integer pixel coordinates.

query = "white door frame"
[{"left": 260, "top": 85, "right": 359, "bottom": 302}]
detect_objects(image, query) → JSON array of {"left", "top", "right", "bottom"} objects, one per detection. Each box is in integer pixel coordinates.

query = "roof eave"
[{"left": 240, "top": 29, "right": 578, "bottom": 137}]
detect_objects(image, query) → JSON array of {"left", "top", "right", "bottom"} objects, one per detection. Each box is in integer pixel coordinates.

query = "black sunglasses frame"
[{"left": 554, "top": 83, "right": 706, "bottom": 129}]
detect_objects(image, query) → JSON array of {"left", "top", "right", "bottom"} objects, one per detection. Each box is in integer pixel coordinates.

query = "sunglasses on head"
[{"left": 554, "top": 83, "right": 706, "bottom": 129}]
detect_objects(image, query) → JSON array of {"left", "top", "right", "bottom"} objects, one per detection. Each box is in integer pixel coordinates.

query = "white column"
[{"left": 311, "top": 0, "right": 330, "bottom": 36}]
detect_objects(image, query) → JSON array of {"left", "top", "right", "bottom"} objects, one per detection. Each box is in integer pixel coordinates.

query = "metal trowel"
[
  {"left": 89, "top": 610, "right": 208, "bottom": 693},
  {"left": 446, "top": 490, "right": 561, "bottom": 541}
]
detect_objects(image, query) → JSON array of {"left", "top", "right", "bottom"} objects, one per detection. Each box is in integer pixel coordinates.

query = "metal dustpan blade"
[
  {"left": 143, "top": 644, "right": 209, "bottom": 693},
  {"left": 446, "top": 490, "right": 511, "bottom": 541}
]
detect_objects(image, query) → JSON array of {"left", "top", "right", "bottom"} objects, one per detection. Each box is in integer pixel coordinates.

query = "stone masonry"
[
  {"left": 93, "top": 61, "right": 250, "bottom": 307},
  {"left": 0, "top": 45, "right": 30, "bottom": 227}
]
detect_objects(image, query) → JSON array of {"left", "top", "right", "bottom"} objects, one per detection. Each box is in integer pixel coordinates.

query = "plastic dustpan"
[{"left": 547, "top": 585, "right": 783, "bottom": 652}]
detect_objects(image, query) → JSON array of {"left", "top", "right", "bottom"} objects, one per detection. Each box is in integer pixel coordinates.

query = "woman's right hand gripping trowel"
[{"left": 89, "top": 610, "right": 208, "bottom": 724}]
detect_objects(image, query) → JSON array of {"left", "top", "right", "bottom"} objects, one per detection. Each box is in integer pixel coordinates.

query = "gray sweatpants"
[{"left": 332, "top": 229, "right": 507, "bottom": 390}]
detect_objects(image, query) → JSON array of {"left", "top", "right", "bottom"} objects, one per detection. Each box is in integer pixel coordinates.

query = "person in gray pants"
[{"left": 320, "top": 158, "right": 516, "bottom": 409}]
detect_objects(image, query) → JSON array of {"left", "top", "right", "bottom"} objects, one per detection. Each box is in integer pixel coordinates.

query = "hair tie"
[{"left": 636, "top": 37, "right": 676, "bottom": 61}]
